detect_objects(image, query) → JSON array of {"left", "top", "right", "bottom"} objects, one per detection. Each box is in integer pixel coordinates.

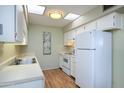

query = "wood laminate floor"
[{"left": 43, "top": 68, "right": 79, "bottom": 88}]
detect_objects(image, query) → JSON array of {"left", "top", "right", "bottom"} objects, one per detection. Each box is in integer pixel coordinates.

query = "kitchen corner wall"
[
  {"left": 20, "top": 24, "right": 64, "bottom": 70},
  {"left": 0, "top": 43, "right": 21, "bottom": 63}
]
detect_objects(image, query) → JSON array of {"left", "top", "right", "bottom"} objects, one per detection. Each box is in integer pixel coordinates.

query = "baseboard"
[
  {"left": 70, "top": 75, "right": 75, "bottom": 80},
  {"left": 42, "top": 67, "right": 60, "bottom": 71}
]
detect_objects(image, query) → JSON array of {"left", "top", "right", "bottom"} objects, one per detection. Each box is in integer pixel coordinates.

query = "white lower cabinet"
[
  {"left": 59, "top": 54, "right": 63, "bottom": 68},
  {"left": 4, "top": 80, "right": 44, "bottom": 88},
  {"left": 62, "top": 66, "right": 71, "bottom": 75},
  {"left": 70, "top": 57, "right": 76, "bottom": 78}
]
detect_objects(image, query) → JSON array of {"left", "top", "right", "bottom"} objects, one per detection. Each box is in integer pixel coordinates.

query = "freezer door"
[
  {"left": 76, "top": 31, "right": 95, "bottom": 49},
  {"left": 76, "top": 50, "right": 94, "bottom": 88}
]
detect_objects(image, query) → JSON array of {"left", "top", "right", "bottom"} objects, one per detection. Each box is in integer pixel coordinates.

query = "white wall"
[
  {"left": 20, "top": 24, "right": 64, "bottom": 70},
  {"left": 112, "top": 14, "right": 124, "bottom": 88}
]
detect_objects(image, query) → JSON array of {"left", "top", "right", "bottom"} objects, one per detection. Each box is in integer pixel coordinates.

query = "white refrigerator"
[{"left": 75, "top": 30, "right": 112, "bottom": 88}]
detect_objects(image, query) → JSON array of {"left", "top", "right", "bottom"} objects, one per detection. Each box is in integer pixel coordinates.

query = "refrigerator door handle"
[{"left": 77, "top": 48, "right": 96, "bottom": 50}]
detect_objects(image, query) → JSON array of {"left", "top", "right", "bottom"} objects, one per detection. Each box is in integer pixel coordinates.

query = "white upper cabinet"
[
  {"left": 0, "top": 5, "right": 28, "bottom": 44},
  {"left": 0, "top": 6, "right": 15, "bottom": 42},
  {"left": 64, "top": 12, "right": 121, "bottom": 46},
  {"left": 76, "top": 26, "right": 85, "bottom": 35},
  {"left": 97, "top": 12, "right": 121, "bottom": 31},
  {"left": 64, "top": 30, "right": 76, "bottom": 46},
  {"left": 68, "top": 30, "right": 76, "bottom": 40},
  {"left": 84, "top": 21, "right": 97, "bottom": 31},
  {"left": 75, "top": 21, "right": 96, "bottom": 36},
  {"left": 23, "top": 6, "right": 28, "bottom": 26},
  {"left": 64, "top": 32, "right": 68, "bottom": 45},
  {"left": 15, "top": 5, "right": 24, "bottom": 42}
]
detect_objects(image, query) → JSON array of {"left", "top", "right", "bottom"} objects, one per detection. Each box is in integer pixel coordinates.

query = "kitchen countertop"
[
  {"left": 0, "top": 64, "right": 44, "bottom": 87},
  {"left": 59, "top": 52, "right": 65, "bottom": 56}
]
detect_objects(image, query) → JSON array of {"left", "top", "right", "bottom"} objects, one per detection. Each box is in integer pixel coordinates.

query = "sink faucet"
[
  {"left": 32, "top": 58, "right": 36, "bottom": 63},
  {"left": 15, "top": 58, "right": 22, "bottom": 65}
]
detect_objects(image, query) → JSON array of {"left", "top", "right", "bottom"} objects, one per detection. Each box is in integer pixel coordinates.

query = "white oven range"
[{"left": 62, "top": 55, "right": 71, "bottom": 75}]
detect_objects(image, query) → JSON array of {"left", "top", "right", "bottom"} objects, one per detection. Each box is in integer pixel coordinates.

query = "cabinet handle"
[
  {"left": 15, "top": 32, "right": 17, "bottom": 38},
  {"left": 73, "top": 38, "right": 75, "bottom": 40},
  {"left": 0, "top": 24, "right": 3, "bottom": 35},
  {"left": 113, "top": 22, "right": 115, "bottom": 26},
  {"left": 113, "top": 16, "right": 115, "bottom": 19}
]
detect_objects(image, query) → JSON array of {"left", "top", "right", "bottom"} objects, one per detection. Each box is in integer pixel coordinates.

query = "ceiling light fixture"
[
  {"left": 47, "top": 9, "right": 64, "bottom": 19},
  {"left": 64, "top": 13, "right": 80, "bottom": 20}
]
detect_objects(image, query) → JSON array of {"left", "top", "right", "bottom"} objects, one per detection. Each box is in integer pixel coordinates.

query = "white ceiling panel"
[{"left": 29, "top": 5, "right": 98, "bottom": 27}]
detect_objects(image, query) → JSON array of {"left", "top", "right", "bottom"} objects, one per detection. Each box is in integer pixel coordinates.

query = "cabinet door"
[
  {"left": 97, "top": 12, "right": 121, "bottom": 31},
  {"left": 71, "top": 30, "right": 76, "bottom": 40},
  {"left": 64, "top": 30, "right": 76, "bottom": 46},
  {"left": 16, "top": 5, "right": 28, "bottom": 44},
  {"left": 22, "top": 6, "right": 28, "bottom": 44},
  {"left": 85, "top": 21, "right": 97, "bottom": 31},
  {"left": 22, "top": 16, "right": 28, "bottom": 44},
  {"left": 0, "top": 5, "right": 28, "bottom": 43},
  {"left": 67, "top": 30, "right": 75, "bottom": 40},
  {"left": 15, "top": 5, "right": 24, "bottom": 42},
  {"left": 64, "top": 32, "right": 68, "bottom": 45},
  {"left": 5, "top": 80, "right": 44, "bottom": 88},
  {"left": 75, "top": 26, "right": 85, "bottom": 42},
  {"left": 23, "top": 5, "right": 28, "bottom": 26},
  {"left": 0, "top": 6, "right": 15, "bottom": 42},
  {"left": 59, "top": 55, "right": 63, "bottom": 68},
  {"left": 71, "top": 57, "right": 76, "bottom": 77},
  {"left": 76, "top": 26, "right": 85, "bottom": 35},
  {"left": 97, "top": 15, "right": 114, "bottom": 31},
  {"left": 67, "top": 31, "right": 72, "bottom": 40}
]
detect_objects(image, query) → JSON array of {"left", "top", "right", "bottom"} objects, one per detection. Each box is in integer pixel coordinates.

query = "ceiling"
[{"left": 28, "top": 5, "right": 98, "bottom": 27}]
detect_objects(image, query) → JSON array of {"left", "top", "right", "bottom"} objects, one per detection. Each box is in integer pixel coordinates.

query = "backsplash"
[
  {"left": 0, "top": 43, "right": 21, "bottom": 63},
  {"left": 64, "top": 46, "right": 75, "bottom": 54}
]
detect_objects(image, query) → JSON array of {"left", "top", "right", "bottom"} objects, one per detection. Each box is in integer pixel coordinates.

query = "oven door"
[
  {"left": 62, "top": 57, "right": 71, "bottom": 75},
  {"left": 63, "top": 57, "right": 70, "bottom": 69}
]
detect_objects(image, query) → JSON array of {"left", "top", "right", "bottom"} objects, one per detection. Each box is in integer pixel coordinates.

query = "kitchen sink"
[{"left": 10, "top": 57, "right": 37, "bottom": 65}]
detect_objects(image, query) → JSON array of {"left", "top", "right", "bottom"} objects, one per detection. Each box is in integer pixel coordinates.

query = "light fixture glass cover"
[{"left": 48, "top": 10, "right": 64, "bottom": 19}]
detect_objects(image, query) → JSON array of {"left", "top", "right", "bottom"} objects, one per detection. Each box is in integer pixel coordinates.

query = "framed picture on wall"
[{"left": 43, "top": 32, "right": 51, "bottom": 55}]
